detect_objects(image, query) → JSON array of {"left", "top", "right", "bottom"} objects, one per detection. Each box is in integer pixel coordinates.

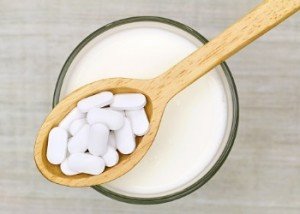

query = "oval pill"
[
  {"left": 68, "top": 153, "right": 105, "bottom": 175},
  {"left": 87, "top": 108, "right": 124, "bottom": 130},
  {"left": 59, "top": 107, "right": 85, "bottom": 130},
  {"left": 88, "top": 123, "right": 109, "bottom": 156},
  {"left": 110, "top": 93, "right": 146, "bottom": 110},
  {"left": 105, "top": 107, "right": 125, "bottom": 116},
  {"left": 126, "top": 108, "right": 149, "bottom": 136},
  {"left": 47, "top": 127, "right": 68, "bottom": 165},
  {"left": 69, "top": 118, "right": 86, "bottom": 136},
  {"left": 115, "top": 118, "right": 136, "bottom": 154},
  {"left": 77, "top": 91, "right": 113, "bottom": 113},
  {"left": 68, "top": 124, "right": 89, "bottom": 154},
  {"left": 102, "top": 146, "right": 119, "bottom": 167},
  {"left": 60, "top": 159, "right": 79, "bottom": 176}
]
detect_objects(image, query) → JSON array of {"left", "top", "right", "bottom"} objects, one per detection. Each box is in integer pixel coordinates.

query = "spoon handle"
[{"left": 154, "top": 0, "right": 299, "bottom": 100}]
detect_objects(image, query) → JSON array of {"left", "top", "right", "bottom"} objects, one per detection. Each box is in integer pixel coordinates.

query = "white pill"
[
  {"left": 69, "top": 118, "right": 86, "bottom": 136},
  {"left": 105, "top": 107, "right": 125, "bottom": 116},
  {"left": 87, "top": 108, "right": 125, "bottom": 130},
  {"left": 68, "top": 153, "right": 105, "bottom": 175},
  {"left": 88, "top": 123, "right": 109, "bottom": 156},
  {"left": 108, "top": 131, "right": 117, "bottom": 148},
  {"left": 110, "top": 93, "right": 146, "bottom": 110},
  {"left": 59, "top": 107, "right": 85, "bottom": 130},
  {"left": 68, "top": 124, "right": 89, "bottom": 154},
  {"left": 115, "top": 118, "right": 136, "bottom": 154},
  {"left": 126, "top": 108, "right": 149, "bottom": 136},
  {"left": 77, "top": 91, "right": 113, "bottom": 113},
  {"left": 60, "top": 159, "right": 79, "bottom": 176},
  {"left": 47, "top": 127, "right": 68, "bottom": 165},
  {"left": 102, "top": 146, "right": 119, "bottom": 167}
]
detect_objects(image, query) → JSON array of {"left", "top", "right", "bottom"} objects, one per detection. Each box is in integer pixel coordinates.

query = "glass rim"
[{"left": 53, "top": 16, "right": 239, "bottom": 204}]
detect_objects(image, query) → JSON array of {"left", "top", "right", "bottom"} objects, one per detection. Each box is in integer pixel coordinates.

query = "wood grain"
[
  {"left": 157, "top": 0, "right": 300, "bottom": 98},
  {"left": 1, "top": 0, "right": 299, "bottom": 213}
]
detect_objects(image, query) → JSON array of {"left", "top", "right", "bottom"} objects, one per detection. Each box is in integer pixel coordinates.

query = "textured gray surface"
[{"left": 0, "top": 0, "right": 299, "bottom": 213}]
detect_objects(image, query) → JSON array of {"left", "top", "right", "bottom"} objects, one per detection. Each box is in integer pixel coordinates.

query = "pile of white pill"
[{"left": 46, "top": 91, "right": 149, "bottom": 176}]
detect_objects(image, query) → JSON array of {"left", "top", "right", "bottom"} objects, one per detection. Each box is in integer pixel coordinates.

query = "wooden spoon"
[{"left": 34, "top": 0, "right": 299, "bottom": 187}]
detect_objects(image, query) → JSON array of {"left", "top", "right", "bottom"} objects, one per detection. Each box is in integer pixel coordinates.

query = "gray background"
[{"left": 0, "top": 0, "right": 299, "bottom": 213}]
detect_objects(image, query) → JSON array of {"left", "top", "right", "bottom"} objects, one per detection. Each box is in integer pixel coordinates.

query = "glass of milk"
[{"left": 54, "top": 17, "right": 239, "bottom": 204}]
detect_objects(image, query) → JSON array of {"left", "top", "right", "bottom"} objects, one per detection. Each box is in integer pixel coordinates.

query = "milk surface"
[{"left": 60, "top": 22, "right": 228, "bottom": 197}]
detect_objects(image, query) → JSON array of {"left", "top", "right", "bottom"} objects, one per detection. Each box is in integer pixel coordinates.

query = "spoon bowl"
[
  {"left": 34, "top": 0, "right": 299, "bottom": 187},
  {"left": 34, "top": 77, "right": 169, "bottom": 187}
]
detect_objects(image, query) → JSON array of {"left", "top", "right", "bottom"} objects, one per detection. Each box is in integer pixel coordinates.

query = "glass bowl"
[{"left": 53, "top": 16, "right": 239, "bottom": 204}]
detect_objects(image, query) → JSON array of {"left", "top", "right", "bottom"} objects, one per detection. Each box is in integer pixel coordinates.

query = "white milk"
[{"left": 60, "top": 22, "right": 229, "bottom": 197}]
